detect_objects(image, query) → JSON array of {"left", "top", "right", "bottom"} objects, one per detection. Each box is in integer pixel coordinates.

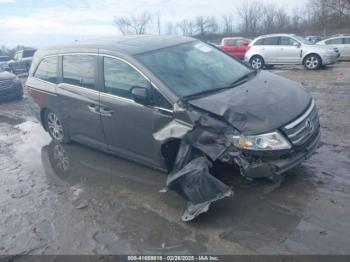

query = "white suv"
[
  {"left": 245, "top": 34, "right": 339, "bottom": 70},
  {"left": 317, "top": 35, "right": 350, "bottom": 60}
]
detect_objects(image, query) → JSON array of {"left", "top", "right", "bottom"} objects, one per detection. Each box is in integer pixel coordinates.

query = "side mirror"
[
  {"left": 131, "top": 86, "right": 150, "bottom": 106},
  {"left": 293, "top": 42, "right": 301, "bottom": 48}
]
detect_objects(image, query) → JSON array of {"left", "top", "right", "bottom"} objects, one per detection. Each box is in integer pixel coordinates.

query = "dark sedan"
[{"left": 0, "top": 71, "right": 23, "bottom": 101}]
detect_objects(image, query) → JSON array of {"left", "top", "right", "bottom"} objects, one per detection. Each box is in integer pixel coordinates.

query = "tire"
[
  {"left": 250, "top": 55, "right": 264, "bottom": 70},
  {"left": 303, "top": 54, "right": 321, "bottom": 70},
  {"left": 44, "top": 110, "right": 70, "bottom": 143}
]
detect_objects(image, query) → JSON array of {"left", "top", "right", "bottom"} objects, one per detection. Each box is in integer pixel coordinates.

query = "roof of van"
[{"left": 36, "top": 35, "right": 196, "bottom": 57}]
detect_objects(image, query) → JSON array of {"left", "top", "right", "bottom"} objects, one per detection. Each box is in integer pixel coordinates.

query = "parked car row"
[
  {"left": 219, "top": 34, "right": 349, "bottom": 70},
  {"left": 0, "top": 49, "right": 36, "bottom": 75}
]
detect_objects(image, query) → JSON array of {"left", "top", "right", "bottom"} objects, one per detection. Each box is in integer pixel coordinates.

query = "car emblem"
[{"left": 306, "top": 118, "right": 314, "bottom": 133}]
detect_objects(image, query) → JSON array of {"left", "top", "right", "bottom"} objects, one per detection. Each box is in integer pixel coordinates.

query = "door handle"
[
  {"left": 88, "top": 104, "right": 99, "bottom": 114},
  {"left": 100, "top": 107, "right": 114, "bottom": 117}
]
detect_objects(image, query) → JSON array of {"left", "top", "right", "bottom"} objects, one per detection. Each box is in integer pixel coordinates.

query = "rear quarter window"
[{"left": 34, "top": 56, "right": 58, "bottom": 84}]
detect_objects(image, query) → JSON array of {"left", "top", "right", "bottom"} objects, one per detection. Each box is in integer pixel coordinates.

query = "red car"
[{"left": 219, "top": 37, "right": 252, "bottom": 59}]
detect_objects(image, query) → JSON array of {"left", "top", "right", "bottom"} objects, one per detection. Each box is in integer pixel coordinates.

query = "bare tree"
[
  {"left": 222, "top": 13, "right": 234, "bottom": 34},
  {"left": 275, "top": 8, "right": 290, "bottom": 32},
  {"left": 114, "top": 12, "right": 152, "bottom": 35},
  {"left": 155, "top": 12, "right": 161, "bottom": 34},
  {"left": 236, "top": 1, "right": 263, "bottom": 35},
  {"left": 326, "top": 0, "right": 350, "bottom": 18},
  {"left": 195, "top": 16, "right": 218, "bottom": 36},
  {"left": 261, "top": 4, "right": 277, "bottom": 33},
  {"left": 114, "top": 17, "right": 130, "bottom": 35},
  {"left": 177, "top": 19, "right": 195, "bottom": 36}
]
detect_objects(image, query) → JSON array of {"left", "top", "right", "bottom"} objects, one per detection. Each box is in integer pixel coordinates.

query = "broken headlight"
[{"left": 232, "top": 131, "right": 291, "bottom": 151}]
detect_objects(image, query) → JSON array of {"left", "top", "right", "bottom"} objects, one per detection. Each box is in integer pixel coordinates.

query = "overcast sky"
[{"left": 0, "top": 0, "right": 307, "bottom": 48}]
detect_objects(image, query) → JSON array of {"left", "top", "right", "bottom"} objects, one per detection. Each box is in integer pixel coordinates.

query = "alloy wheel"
[
  {"left": 305, "top": 56, "right": 319, "bottom": 70},
  {"left": 251, "top": 57, "right": 263, "bottom": 69},
  {"left": 47, "top": 112, "right": 64, "bottom": 141}
]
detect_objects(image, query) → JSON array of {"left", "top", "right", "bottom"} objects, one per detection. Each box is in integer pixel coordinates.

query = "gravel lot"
[{"left": 0, "top": 63, "right": 349, "bottom": 255}]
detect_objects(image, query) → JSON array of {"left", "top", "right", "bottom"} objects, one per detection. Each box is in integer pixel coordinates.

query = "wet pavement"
[{"left": 0, "top": 63, "right": 349, "bottom": 255}]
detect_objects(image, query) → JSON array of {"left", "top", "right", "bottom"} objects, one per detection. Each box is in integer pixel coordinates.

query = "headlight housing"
[{"left": 232, "top": 131, "right": 291, "bottom": 151}]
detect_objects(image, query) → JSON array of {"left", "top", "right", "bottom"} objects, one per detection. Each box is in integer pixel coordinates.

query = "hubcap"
[
  {"left": 306, "top": 56, "right": 319, "bottom": 69},
  {"left": 251, "top": 58, "right": 262, "bottom": 69},
  {"left": 47, "top": 112, "right": 64, "bottom": 141}
]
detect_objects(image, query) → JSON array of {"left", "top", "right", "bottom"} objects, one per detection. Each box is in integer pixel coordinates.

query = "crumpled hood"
[
  {"left": 0, "top": 71, "right": 16, "bottom": 80},
  {"left": 189, "top": 71, "right": 312, "bottom": 135}
]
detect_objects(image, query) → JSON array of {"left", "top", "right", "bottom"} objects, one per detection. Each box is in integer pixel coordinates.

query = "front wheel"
[
  {"left": 250, "top": 56, "right": 264, "bottom": 70},
  {"left": 304, "top": 54, "right": 321, "bottom": 70},
  {"left": 44, "top": 110, "right": 70, "bottom": 143}
]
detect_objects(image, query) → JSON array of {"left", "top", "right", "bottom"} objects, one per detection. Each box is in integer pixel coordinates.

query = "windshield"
[
  {"left": 137, "top": 41, "right": 251, "bottom": 97},
  {"left": 293, "top": 35, "right": 314, "bottom": 45}
]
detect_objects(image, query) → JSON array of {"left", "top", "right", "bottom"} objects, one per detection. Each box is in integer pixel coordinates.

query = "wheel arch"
[
  {"left": 303, "top": 52, "right": 323, "bottom": 65},
  {"left": 160, "top": 138, "right": 181, "bottom": 172}
]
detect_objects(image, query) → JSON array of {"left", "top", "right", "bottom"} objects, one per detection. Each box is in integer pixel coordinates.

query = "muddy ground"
[{"left": 0, "top": 63, "right": 349, "bottom": 255}]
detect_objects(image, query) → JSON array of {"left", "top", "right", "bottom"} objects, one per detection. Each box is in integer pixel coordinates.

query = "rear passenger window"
[
  {"left": 34, "top": 56, "right": 58, "bottom": 84},
  {"left": 254, "top": 39, "right": 264, "bottom": 45},
  {"left": 262, "top": 37, "right": 279, "bottom": 45},
  {"left": 63, "top": 55, "right": 95, "bottom": 89},
  {"left": 103, "top": 57, "right": 149, "bottom": 99}
]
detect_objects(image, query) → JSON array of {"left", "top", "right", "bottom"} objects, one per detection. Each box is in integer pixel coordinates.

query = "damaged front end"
[
  {"left": 154, "top": 97, "right": 320, "bottom": 221},
  {"left": 154, "top": 101, "right": 240, "bottom": 222}
]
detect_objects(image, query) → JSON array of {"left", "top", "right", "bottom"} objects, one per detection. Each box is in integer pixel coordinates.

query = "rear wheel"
[
  {"left": 304, "top": 54, "right": 321, "bottom": 70},
  {"left": 44, "top": 110, "right": 70, "bottom": 143},
  {"left": 250, "top": 56, "right": 264, "bottom": 70}
]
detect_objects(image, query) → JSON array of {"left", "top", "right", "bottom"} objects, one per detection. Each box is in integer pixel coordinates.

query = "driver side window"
[{"left": 103, "top": 57, "right": 149, "bottom": 99}]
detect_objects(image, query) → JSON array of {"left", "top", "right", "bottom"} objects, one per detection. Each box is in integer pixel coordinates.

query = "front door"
[
  {"left": 277, "top": 37, "right": 302, "bottom": 64},
  {"left": 98, "top": 56, "right": 173, "bottom": 168}
]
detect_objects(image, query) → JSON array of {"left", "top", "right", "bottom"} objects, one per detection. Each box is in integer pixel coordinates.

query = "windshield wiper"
[
  {"left": 183, "top": 70, "right": 258, "bottom": 101},
  {"left": 183, "top": 85, "right": 235, "bottom": 101},
  {"left": 230, "top": 69, "right": 257, "bottom": 87}
]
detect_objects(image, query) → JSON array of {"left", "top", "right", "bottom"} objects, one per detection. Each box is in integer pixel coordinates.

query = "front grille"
[
  {"left": 282, "top": 100, "right": 320, "bottom": 146},
  {"left": 0, "top": 79, "right": 13, "bottom": 90}
]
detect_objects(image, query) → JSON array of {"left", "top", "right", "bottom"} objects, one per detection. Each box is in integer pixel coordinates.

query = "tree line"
[{"left": 114, "top": 0, "right": 350, "bottom": 41}]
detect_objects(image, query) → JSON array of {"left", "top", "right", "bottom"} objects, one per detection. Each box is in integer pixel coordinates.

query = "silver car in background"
[
  {"left": 245, "top": 34, "right": 339, "bottom": 70},
  {"left": 317, "top": 35, "right": 350, "bottom": 60}
]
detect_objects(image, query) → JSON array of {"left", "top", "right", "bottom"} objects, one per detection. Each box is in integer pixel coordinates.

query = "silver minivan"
[{"left": 245, "top": 34, "right": 339, "bottom": 70}]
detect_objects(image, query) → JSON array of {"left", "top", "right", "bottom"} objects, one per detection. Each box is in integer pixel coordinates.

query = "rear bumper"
[{"left": 236, "top": 129, "right": 321, "bottom": 179}]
